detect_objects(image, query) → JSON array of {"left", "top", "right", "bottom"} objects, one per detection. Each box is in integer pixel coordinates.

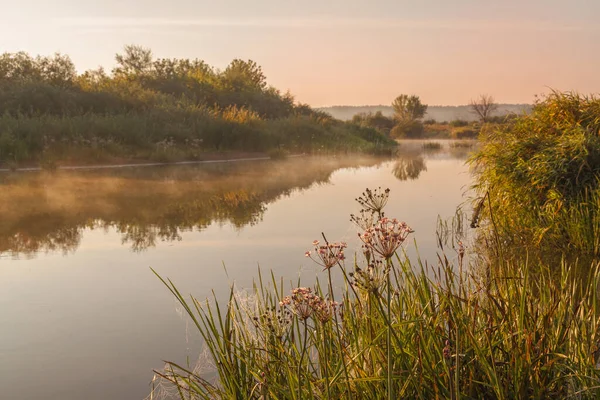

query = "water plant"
[
  {"left": 422, "top": 141, "right": 442, "bottom": 151},
  {"left": 150, "top": 187, "right": 600, "bottom": 399},
  {"left": 470, "top": 91, "right": 600, "bottom": 255}
]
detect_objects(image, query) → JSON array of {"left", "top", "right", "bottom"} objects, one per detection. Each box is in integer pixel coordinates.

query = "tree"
[
  {"left": 221, "top": 59, "right": 267, "bottom": 92},
  {"left": 470, "top": 94, "right": 498, "bottom": 122},
  {"left": 392, "top": 94, "right": 427, "bottom": 122},
  {"left": 0, "top": 52, "right": 41, "bottom": 83},
  {"left": 113, "top": 45, "right": 153, "bottom": 77},
  {"left": 37, "top": 53, "right": 76, "bottom": 87}
]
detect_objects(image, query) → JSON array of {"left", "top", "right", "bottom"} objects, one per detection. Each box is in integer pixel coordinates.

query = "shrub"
[
  {"left": 390, "top": 120, "right": 424, "bottom": 139},
  {"left": 449, "top": 119, "right": 469, "bottom": 127},
  {"left": 470, "top": 91, "right": 600, "bottom": 253},
  {"left": 451, "top": 126, "right": 479, "bottom": 139},
  {"left": 0, "top": 48, "right": 399, "bottom": 165}
]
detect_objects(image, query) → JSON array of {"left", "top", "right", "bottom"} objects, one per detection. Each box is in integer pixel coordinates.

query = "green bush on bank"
[
  {"left": 470, "top": 91, "right": 600, "bottom": 254},
  {"left": 451, "top": 126, "right": 479, "bottom": 139},
  {"left": 0, "top": 48, "right": 395, "bottom": 165}
]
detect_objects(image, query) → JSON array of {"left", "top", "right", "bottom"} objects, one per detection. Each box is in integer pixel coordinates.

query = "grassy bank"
[
  {"left": 470, "top": 92, "right": 600, "bottom": 256},
  {"left": 0, "top": 48, "right": 395, "bottom": 167},
  {"left": 150, "top": 189, "right": 600, "bottom": 399},
  {"left": 149, "top": 91, "right": 600, "bottom": 399}
]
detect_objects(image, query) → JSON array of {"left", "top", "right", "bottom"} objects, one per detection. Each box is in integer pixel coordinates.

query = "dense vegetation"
[
  {"left": 321, "top": 104, "right": 532, "bottom": 122},
  {"left": 471, "top": 92, "right": 600, "bottom": 255},
  {"left": 149, "top": 91, "right": 600, "bottom": 399},
  {"left": 351, "top": 94, "right": 517, "bottom": 139},
  {"left": 0, "top": 46, "right": 395, "bottom": 167}
]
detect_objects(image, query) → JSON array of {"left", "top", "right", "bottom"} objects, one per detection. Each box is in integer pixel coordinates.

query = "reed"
[{"left": 150, "top": 188, "right": 600, "bottom": 399}]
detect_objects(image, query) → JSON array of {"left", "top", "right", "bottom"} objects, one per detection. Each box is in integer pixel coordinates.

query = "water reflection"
[
  {"left": 0, "top": 143, "right": 474, "bottom": 258},
  {"left": 392, "top": 156, "right": 427, "bottom": 181},
  {"left": 0, "top": 157, "right": 385, "bottom": 256}
]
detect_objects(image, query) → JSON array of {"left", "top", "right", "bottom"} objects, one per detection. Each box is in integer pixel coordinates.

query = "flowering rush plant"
[
  {"left": 305, "top": 240, "right": 347, "bottom": 270},
  {"left": 359, "top": 217, "right": 414, "bottom": 260}
]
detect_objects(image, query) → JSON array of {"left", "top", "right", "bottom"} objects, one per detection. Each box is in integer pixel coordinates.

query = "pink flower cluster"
[
  {"left": 359, "top": 217, "right": 414, "bottom": 259},
  {"left": 305, "top": 240, "right": 347, "bottom": 270},
  {"left": 280, "top": 287, "right": 340, "bottom": 322}
]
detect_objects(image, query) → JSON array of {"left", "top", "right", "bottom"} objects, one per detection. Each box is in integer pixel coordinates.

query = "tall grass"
[
  {"left": 469, "top": 91, "right": 600, "bottom": 255},
  {"left": 150, "top": 189, "right": 600, "bottom": 399}
]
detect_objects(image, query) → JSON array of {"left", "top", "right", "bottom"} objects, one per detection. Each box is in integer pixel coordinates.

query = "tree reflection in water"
[
  {"left": 392, "top": 155, "right": 427, "bottom": 181},
  {"left": 0, "top": 157, "right": 383, "bottom": 257}
]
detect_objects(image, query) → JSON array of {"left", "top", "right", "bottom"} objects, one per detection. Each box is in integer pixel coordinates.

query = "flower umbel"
[
  {"left": 349, "top": 259, "right": 391, "bottom": 293},
  {"left": 359, "top": 217, "right": 414, "bottom": 259},
  {"left": 305, "top": 240, "right": 347, "bottom": 270},
  {"left": 280, "top": 288, "right": 339, "bottom": 323},
  {"left": 280, "top": 287, "right": 319, "bottom": 320},
  {"left": 350, "top": 209, "right": 376, "bottom": 231},
  {"left": 355, "top": 187, "right": 390, "bottom": 216},
  {"left": 252, "top": 306, "right": 293, "bottom": 339},
  {"left": 313, "top": 299, "right": 340, "bottom": 323}
]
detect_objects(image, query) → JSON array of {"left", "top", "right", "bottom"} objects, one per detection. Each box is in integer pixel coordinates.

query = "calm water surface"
[{"left": 0, "top": 142, "right": 473, "bottom": 399}]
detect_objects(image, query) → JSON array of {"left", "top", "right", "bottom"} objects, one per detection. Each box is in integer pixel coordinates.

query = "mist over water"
[{"left": 0, "top": 143, "right": 472, "bottom": 400}]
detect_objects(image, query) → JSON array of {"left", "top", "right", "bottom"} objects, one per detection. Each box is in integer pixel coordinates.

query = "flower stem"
[
  {"left": 298, "top": 321, "right": 309, "bottom": 400},
  {"left": 387, "top": 267, "right": 393, "bottom": 400}
]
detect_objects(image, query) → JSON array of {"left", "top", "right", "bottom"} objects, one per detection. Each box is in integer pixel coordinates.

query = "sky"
[{"left": 0, "top": 0, "right": 599, "bottom": 106}]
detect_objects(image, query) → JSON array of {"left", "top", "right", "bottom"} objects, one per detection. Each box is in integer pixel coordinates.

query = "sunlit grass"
[
  {"left": 150, "top": 189, "right": 600, "bottom": 399},
  {"left": 470, "top": 91, "right": 600, "bottom": 255}
]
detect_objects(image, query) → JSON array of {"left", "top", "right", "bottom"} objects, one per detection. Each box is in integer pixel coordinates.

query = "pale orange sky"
[{"left": 0, "top": 0, "right": 598, "bottom": 106}]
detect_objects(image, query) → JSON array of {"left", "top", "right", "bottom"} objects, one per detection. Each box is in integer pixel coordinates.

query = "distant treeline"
[
  {"left": 0, "top": 46, "right": 395, "bottom": 166},
  {"left": 319, "top": 104, "right": 532, "bottom": 122}
]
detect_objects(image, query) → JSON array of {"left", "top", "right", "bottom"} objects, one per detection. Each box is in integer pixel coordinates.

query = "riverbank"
[
  {"left": 0, "top": 152, "right": 305, "bottom": 172},
  {"left": 0, "top": 48, "right": 396, "bottom": 169},
  {"left": 149, "top": 92, "right": 600, "bottom": 399}
]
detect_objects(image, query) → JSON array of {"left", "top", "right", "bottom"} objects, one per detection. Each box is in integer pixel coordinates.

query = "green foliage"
[
  {"left": 351, "top": 111, "right": 395, "bottom": 135},
  {"left": 470, "top": 91, "right": 600, "bottom": 253},
  {"left": 390, "top": 120, "right": 425, "bottom": 139},
  {"left": 451, "top": 126, "right": 479, "bottom": 139},
  {"left": 449, "top": 119, "right": 469, "bottom": 127},
  {"left": 0, "top": 46, "right": 396, "bottom": 166},
  {"left": 391, "top": 94, "right": 427, "bottom": 122},
  {"left": 113, "top": 45, "right": 153, "bottom": 77}
]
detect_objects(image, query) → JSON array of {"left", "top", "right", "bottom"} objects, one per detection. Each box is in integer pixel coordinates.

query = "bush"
[
  {"left": 470, "top": 91, "right": 600, "bottom": 253},
  {"left": 0, "top": 47, "right": 399, "bottom": 165},
  {"left": 451, "top": 126, "right": 479, "bottom": 139},
  {"left": 449, "top": 119, "right": 469, "bottom": 127},
  {"left": 390, "top": 120, "right": 424, "bottom": 139}
]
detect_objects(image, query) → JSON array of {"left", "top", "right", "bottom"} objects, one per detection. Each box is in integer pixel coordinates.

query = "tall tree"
[
  {"left": 37, "top": 53, "right": 76, "bottom": 87},
  {"left": 113, "top": 45, "right": 153, "bottom": 77},
  {"left": 221, "top": 59, "right": 267, "bottom": 91},
  {"left": 470, "top": 94, "right": 498, "bottom": 122},
  {"left": 392, "top": 94, "right": 427, "bottom": 122}
]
